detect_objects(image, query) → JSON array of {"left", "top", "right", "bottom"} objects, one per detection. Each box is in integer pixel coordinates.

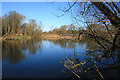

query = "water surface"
[
  {"left": 2, "top": 39, "right": 87, "bottom": 78},
  {"left": 2, "top": 39, "right": 120, "bottom": 79}
]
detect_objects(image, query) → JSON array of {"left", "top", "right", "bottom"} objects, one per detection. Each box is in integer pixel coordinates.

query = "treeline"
[
  {"left": 2, "top": 11, "right": 42, "bottom": 38},
  {"left": 45, "top": 23, "right": 116, "bottom": 38},
  {"left": 45, "top": 24, "right": 83, "bottom": 36},
  {"left": 1, "top": 11, "right": 118, "bottom": 41}
]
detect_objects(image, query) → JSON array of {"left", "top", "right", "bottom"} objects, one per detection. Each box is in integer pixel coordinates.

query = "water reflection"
[
  {"left": 45, "top": 39, "right": 77, "bottom": 49},
  {"left": 2, "top": 38, "right": 120, "bottom": 79},
  {"left": 85, "top": 50, "right": 120, "bottom": 79},
  {"left": 21, "top": 39, "right": 43, "bottom": 54},
  {"left": 2, "top": 39, "right": 42, "bottom": 64},
  {"left": 2, "top": 40, "right": 25, "bottom": 64},
  {"left": 45, "top": 37, "right": 100, "bottom": 50},
  {"left": 2, "top": 38, "right": 101, "bottom": 66},
  {"left": 62, "top": 38, "right": 120, "bottom": 79}
]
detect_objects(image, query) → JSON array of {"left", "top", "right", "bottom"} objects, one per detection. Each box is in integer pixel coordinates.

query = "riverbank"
[
  {"left": 41, "top": 34, "right": 77, "bottom": 40},
  {"left": 2, "top": 35, "right": 32, "bottom": 40},
  {"left": 2, "top": 34, "right": 79, "bottom": 40}
]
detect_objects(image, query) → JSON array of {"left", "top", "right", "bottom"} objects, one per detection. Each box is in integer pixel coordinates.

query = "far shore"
[
  {"left": 2, "top": 34, "right": 82, "bottom": 40},
  {"left": 41, "top": 34, "right": 78, "bottom": 40}
]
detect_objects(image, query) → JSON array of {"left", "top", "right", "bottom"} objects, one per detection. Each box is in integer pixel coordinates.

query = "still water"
[{"left": 2, "top": 39, "right": 120, "bottom": 79}]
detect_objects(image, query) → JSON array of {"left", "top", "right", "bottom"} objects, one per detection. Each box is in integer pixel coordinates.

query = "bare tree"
[
  {"left": 58, "top": 1, "right": 120, "bottom": 79},
  {"left": 59, "top": 1, "right": 120, "bottom": 51},
  {"left": 2, "top": 11, "right": 25, "bottom": 36}
]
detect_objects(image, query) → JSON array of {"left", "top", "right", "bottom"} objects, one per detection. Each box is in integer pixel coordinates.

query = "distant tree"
[
  {"left": 60, "top": 25, "right": 67, "bottom": 34},
  {"left": 68, "top": 24, "right": 76, "bottom": 34},
  {"left": 2, "top": 11, "right": 25, "bottom": 36},
  {"left": 2, "top": 11, "right": 43, "bottom": 39},
  {"left": 28, "top": 19, "right": 37, "bottom": 36}
]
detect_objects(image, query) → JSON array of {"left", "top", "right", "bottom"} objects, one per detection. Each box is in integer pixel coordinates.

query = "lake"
[{"left": 2, "top": 39, "right": 120, "bottom": 79}]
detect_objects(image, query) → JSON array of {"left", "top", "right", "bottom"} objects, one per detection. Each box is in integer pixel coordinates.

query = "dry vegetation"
[{"left": 41, "top": 34, "right": 77, "bottom": 40}]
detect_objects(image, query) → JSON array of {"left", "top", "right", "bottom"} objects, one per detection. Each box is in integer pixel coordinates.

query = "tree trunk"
[
  {"left": 92, "top": 2, "right": 120, "bottom": 29},
  {"left": 92, "top": 2, "right": 120, "bottom": 50}
]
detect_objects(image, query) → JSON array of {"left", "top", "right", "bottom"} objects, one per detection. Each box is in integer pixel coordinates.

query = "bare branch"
[
  {"left": 106, "top": 2, "right": 119, "bottom": 17},
  {"left": 112, "top": 2, "right": 120, "bottom": 13}
]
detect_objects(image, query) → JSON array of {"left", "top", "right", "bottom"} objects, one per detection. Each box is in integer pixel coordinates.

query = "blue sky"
[{"left": 2, "top": 2, "right": 76, "bottom": 32}]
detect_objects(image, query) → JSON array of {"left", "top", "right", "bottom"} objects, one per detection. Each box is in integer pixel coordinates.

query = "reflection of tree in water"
[
  {"left": 62, "top": 50, "right": 120, "bottom": 79},
  {"left": 2, "top": 39, "right": 43, "bottom": 64},
  {"left": 22, "top": 39, "right": 42, "bottom": 54},
  {"left": 81, "top": 37, "right": 101, "bottom": 51},
  {"left": 46, "top": 39, "right": 79, "bottom": 49},
  {"left": 45, "top": 38, "right": 100, "bottom": 50},
  {"left": 2, "top": 40, "right": 25, "bottom": 64},
  {"left": 85, "top": 50, "right": 120, "bottom": 79},
  {"left": 61, "top": 38, "right": 120, "bottom": 79},
  {"left": 0, "top": 40, "right": 2, "bottom": 64}
]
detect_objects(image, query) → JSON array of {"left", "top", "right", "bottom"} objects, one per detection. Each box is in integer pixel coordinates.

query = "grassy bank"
[
  {"left": 41, "top": 34, "right": 78, "bottom": 40},
  {"left": 2, "top": 35, "right": 32, "bottom": 40},
  {"left": 2, "top": 34, "right": 80, "bottom": 40}
]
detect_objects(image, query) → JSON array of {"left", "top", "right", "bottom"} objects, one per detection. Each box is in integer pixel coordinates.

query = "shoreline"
[
  {"left": 40, "top": 34, "right": 77, "bottom": 40},
  {"left": 2, "top": 35, "right": 32, "bottom": 40},
  {"left": 2, "top": 34, "right": 80, "bottom": 40}
]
